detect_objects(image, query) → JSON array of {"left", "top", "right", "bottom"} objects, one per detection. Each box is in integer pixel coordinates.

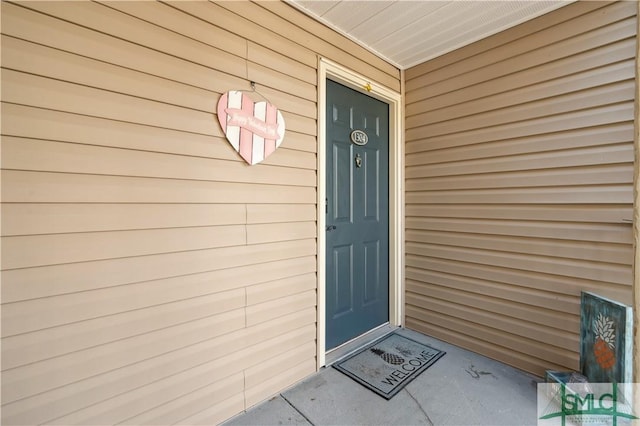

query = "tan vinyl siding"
[
  {"left": 404, "top": 1, "right": 636, "bottom": 376},
  {"left": 0, "top": 1, "right": 400, "bottom": 425}
]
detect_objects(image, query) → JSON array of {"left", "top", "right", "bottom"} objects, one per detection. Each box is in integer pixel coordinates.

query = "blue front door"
[{"left": 326, "top": 79, "right": 389, "bottom": 350}]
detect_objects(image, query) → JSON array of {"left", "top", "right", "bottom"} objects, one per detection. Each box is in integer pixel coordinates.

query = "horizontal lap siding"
[
  {"left": 404, "top": 1, "right": 636, "bottom": 377},
  {"left": 0, "top": 1, "right": 400, "bottom": 425}
]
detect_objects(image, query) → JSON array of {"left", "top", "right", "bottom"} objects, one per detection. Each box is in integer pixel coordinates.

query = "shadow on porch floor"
[{"left": 223, "top": 328, "right": 541, "bottom": 426}]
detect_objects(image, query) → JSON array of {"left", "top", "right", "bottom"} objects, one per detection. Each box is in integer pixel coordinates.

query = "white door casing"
[{"left": 316, "top": 58, "right": 404, "bottom": 368}]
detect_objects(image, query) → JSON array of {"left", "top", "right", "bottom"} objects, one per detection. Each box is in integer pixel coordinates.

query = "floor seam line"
[
  {"left": 405, "top": 387, "right": 434, "bottom": 426},
  {"left": 280, "top": 393, "right": 315, "bottom": 426}
]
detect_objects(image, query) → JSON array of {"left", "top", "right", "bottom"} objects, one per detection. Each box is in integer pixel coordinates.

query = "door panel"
[
  {"left": 326, "top": 79, "right": 389, "bottom": 350},
  {"left": 332, "top": 143, "right": 352, "bottom": 223},
  {"left": 332, "top": 243, "right": 354, "bottom": 317},
  {"left": 363, "top": 147, "right": 380, "bottom": 220},
  {"left": 363, "top": 240, "right": 380, "bottom": 304}
]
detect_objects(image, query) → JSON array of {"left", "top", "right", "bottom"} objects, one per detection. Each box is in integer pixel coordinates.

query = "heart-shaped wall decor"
[{"left": 217, "top": 90, "right": 286, "bottom": 165}]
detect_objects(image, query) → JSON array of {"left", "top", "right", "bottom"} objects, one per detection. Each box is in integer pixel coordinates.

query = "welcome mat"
[{"left": 334, "top": 333, "right": 445, "bottom": 399}]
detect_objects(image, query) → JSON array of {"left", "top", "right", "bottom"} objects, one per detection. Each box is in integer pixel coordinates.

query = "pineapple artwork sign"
[
  {"left": 580, "top": 292, "right": 632, "bottom": 385},
  {"left": 593, "top": 313, "right": 616, "bottom": 369}
]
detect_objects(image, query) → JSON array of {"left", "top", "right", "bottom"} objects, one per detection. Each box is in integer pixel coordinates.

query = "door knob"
[{"left": 326, "top": 225, "right": 337, "bottom": 231}]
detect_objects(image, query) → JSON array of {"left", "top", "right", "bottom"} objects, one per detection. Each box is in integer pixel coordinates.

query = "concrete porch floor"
[{"left": 223, "top": 328, "right": 542, "bottom": 426}]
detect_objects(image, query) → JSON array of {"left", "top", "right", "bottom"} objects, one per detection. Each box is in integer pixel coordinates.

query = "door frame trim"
[{"left": 316, "top": 58, "right": 404, "bottom": 369}]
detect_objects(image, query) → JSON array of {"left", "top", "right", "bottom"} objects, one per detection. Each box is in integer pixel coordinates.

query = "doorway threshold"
[{"left": 325, "top": 323, "right": 398, "bottom": 366}]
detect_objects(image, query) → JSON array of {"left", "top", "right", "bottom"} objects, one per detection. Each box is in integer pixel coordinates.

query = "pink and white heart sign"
[{"left": 217, "top": 91, "right": 286, "bottom": 165}]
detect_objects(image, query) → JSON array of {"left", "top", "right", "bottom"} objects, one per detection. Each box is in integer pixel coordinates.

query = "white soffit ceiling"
[{"left": 287, "top": 0, "right": 574, "bottom": 69}]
